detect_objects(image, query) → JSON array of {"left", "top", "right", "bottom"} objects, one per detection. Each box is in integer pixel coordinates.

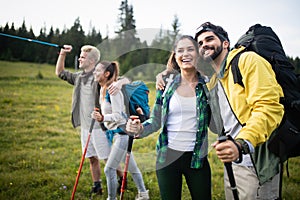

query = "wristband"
[{"left": 235, "top": 139, "right": 250, "bottom": 155}]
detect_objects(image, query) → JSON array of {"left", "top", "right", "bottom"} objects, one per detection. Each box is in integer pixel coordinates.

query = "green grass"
[{"left": 0, "top": 60, "right": 299, "bottom": 200}]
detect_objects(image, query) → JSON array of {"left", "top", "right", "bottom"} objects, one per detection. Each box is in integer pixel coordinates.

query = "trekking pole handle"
[
  {"left": 129, "top": 115, "right": 142, "bottom": 138},
  {"left": 217, "top": 135, "right": 234, "bottom": 166},
  {"left": 130, "top": 115, "right": 139, "bottom": 120},
  {"left": 120, "top": 115, "right": 138, "bottom": 200},
  {"left": 218, "top": 135, "right": 227, "bottom": 143},
  {"left": 89, "top": 108, "right": 99, "bottom": 132},
  {"left": 128, "top": 115, "right": 139, "bottom": 151},
  {"left": 217, "top": 135, "right": 239, "bottom": 200}
]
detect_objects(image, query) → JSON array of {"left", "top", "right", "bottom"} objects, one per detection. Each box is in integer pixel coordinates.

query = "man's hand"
[
  {"left": 108, "top": 81, "right": 121, "bottom": 95},
  {"left": 156, "top": 70, "right": 168, "bottom": 90},
  {"left": 212, "top": 140, "right": 240, "bottom": 163},
  {"left": 59, "top": 45, "right": 72, "bottom": 55},
  {"left": 108, "top": 78, "right": 130, "bottom": 95},
  {"left": 56, "top": 44, "right": 72, "bottom": 76}
]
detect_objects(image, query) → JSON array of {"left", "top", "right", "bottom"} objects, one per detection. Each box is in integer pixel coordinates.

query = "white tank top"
[{"left": 167, "top": 91, "right": 197, "bottom": 152}]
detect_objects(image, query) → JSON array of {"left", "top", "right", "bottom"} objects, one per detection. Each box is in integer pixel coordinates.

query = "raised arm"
[{"left": 55, "top": 45, "right": 72, "bottom": 76}]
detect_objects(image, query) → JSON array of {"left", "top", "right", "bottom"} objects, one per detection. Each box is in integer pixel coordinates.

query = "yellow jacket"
[
  {"left": 219, "top": 46, "right": 284, "bottom": 147},
  {"left": 206, "top": 46, "right": 285, "bottom": 183}
]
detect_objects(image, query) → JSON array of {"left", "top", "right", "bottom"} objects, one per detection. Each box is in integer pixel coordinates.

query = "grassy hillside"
[{"left": 0, "top": 61, "right": 299, "bottom": 199}]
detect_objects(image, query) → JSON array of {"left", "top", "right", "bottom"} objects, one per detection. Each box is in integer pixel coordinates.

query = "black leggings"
[{"left": 156, "top": 148, "right": 211, "bottom": 200}]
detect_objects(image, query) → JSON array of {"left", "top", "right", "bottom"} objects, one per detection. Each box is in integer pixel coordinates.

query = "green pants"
[{"left": 156, "top": 148, "right": 211, "bottom": 200}]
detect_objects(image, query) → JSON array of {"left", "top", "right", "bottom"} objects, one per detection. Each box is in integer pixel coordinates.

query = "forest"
[{"left": 0, "top": 0, "right": 299, "bottom": 80}]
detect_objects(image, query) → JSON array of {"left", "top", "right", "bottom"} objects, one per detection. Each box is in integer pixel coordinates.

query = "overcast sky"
[{"left": 1, "top": 0, "right": 300, "bottom": 57}]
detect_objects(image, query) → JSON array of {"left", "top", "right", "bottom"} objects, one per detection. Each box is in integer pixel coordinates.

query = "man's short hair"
[
  {"left": 195, "top": 22, "right": 230, "bottom": 43},
  {"left": 81, "top": 45, "right": 101, "bottom": 63}
]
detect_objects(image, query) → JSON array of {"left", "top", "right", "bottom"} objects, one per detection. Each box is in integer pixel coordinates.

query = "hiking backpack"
[
  {"left": 230, "top": 24, "right": 300, "bottom": 162},
  {"left": 106, "top": 80, "right": 150, "bottom": 123}
]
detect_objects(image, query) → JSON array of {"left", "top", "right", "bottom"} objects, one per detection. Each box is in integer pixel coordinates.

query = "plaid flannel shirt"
[{"left": 142, "top": 73, "right": 210, "bottom": 169}]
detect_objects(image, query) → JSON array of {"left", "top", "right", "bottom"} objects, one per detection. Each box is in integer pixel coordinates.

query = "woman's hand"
[
  {"left": 91, "top": 110, "right": 103, "bottom": 122},
  {"left": 126, "top": 116, "right": 143, "bottom": 136}
]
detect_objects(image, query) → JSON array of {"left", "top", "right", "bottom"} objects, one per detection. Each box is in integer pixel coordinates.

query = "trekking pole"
[
  {"left": 71, "top": 108, "right": 99, "bottom": 200},
  {"left": 218, "top": 136, "right": 239, "bottom": 200},
  {"left": 0, "top": 32, "right": 64, "bottom": 48},
  {"left": 120, "top": 116, "right": 138, "bottom": 200}
]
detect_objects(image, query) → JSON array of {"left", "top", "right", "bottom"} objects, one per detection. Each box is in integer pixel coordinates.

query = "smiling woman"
[
  {"left": 126, "top": 35, "right": 212, "bottom": 200},
  {"left": 92, "top": 60, "right": 150, "bottom": 200}
]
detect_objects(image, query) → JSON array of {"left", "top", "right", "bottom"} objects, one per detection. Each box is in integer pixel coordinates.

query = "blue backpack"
[{"left": 106, "top": 80, "right": 150, "bottom": 122}]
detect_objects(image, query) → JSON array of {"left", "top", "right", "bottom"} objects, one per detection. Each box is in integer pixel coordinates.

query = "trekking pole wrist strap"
[
  {"left": 138, "top": 124, "right": 144, "bottom": 135},
  {"left": 235, "top": 139, "right": 250, "bottom": 154},
  {"left": 227, "top": 135, "right": 243, "bottom": 163},
  {"left": 96, "top": 114, "right": 104, "bottom": 122}
]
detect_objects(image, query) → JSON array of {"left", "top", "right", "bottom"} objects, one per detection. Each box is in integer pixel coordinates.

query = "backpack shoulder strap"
[
  {"left": 120, "top": 84, "right": 131, "bottom": 118},
  {"left": 231, "top": 52, "right": 244, "bottom": 88},
  {"left": 94, "top": 83, "right": 107, "bottom": 131}
]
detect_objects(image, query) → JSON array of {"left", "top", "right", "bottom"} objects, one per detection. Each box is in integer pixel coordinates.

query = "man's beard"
[{"left": 201, "top": 44, "right": 223, "bottom": 62}]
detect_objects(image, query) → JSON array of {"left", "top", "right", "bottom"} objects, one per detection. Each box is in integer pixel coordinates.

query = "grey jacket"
[{"left": 58, "top": 69, "right": 98, "bottom": 128}]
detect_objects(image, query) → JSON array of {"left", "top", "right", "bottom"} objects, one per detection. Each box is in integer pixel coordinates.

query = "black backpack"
[{"left": 230, "top": 24, "right": 300, "bottom": 162}]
